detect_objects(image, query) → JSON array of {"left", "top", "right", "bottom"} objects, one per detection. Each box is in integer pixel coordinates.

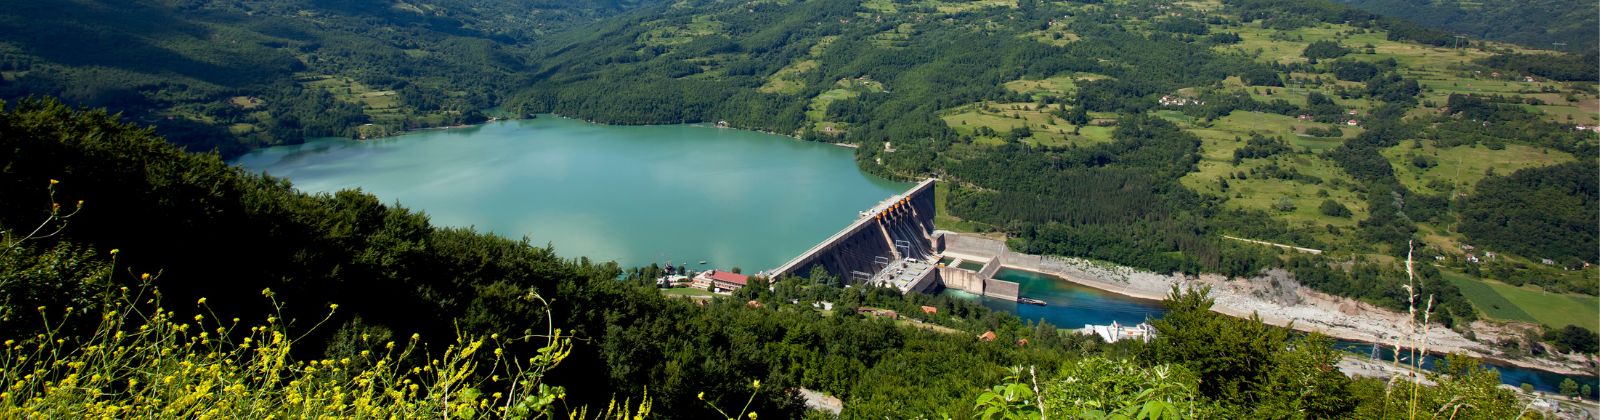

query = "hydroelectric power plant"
[{"left": 767, "top": 179, "right": 1022, "bottom": 301}]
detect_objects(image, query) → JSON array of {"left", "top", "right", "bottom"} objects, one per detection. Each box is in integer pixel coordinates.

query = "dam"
[{"left": 766, "top": 179, "right": 1020, "bottom": 301}]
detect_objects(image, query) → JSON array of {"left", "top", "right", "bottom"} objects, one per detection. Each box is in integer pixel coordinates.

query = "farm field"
[
  {"left": 1381, "top": 141, "right": 1576, "bottom": 195},
  {"left": 1214, "top": 19, "right": 1600, "bottom": 129},
  {"left": 1176, "top": 112, "right": 1367, "bottom": 238},
  {"left": 941, "top": 101, "right": 1115, "bottom": 147},
  {"left": 1444, "top": 270, "right": 1600, "bottom": 331}
]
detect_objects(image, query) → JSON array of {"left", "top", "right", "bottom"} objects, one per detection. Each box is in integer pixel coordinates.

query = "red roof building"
[{"left": 691, "top": 270, "right": 750, "bottom": 292}]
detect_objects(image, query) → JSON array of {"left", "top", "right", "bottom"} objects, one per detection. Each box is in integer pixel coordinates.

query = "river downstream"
[{"left": 951, "top": 266, "right": 1598, "bottom": 398}]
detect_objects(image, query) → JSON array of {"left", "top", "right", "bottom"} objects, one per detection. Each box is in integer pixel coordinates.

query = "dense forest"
[
  {"left": 1333, "top": 0, "right": 1599, "bottom": 52},
  {"left": 0, "top": 0, "right": 661, "bottom": 157},
  {"left": 0, "top": 99, "right": 1550, "bottom": 417},
  {"left": 4, "top": 0, "right": 1595, "bottom": 343},
  {"left": 1460, "top": 162, "right": 1598, "bottom": 271}
]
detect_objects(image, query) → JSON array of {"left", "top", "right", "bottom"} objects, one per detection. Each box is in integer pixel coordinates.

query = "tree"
[
  {"left": 1065, "top": 106, "right": 1090, "bottom": 127},
  {"left": 1561, "top": 378, "right": 1580, "bottom": 398},
  {"left": 1145, "top": 285, "right": 1355, "bottom": 416},
  {"left": 1303, "top": 40, "right": 1349, "bottom": 59},
  {"left": 1319, "top": 199, "right": 1352, "bottom": 218},
  {"left": 1273, "top": 197, "right": 1296, "bottom": 212},
  {"left": 1545, "top": 325, "right": 1600, "bottom": 354}
]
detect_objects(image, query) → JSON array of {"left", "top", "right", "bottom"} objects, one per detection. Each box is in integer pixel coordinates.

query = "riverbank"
[{"left": 937, "top": 232, "right": 1598, "bottom": 377}]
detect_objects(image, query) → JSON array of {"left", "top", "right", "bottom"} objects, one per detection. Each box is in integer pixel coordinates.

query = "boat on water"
[
  {"left": 698, "top": 260, "right": 707, "bottom": 265},
  {"left": 1019, "top": 297, "right": 1047, "bottom": 306}
]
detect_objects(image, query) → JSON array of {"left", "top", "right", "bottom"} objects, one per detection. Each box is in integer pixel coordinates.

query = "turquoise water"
[
  {"left": 942, "top": 268, "right": 1166, "bottom": 328},
  {"left": 233, "top": 117, "right": 910, "bottom": 271}
]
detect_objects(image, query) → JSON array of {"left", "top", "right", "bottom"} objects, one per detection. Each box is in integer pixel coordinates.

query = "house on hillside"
[
  {"left": 691, "top": 270, "right": 749, "bottom": 293},
  {"left": 1158, "top": 95, "right": 1203, "bottom": 107}
]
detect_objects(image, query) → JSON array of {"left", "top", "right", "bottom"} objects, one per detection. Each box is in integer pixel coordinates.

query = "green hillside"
[
  {"left": 0, "top": 99, "right": 1545, "bottom": 417},
  {"left": 1333, "top": 0, "right": 1599, "bottom": 52},
  {"left": 0, "top": 0, "right": 1596, "bottom": 384},
  {"left": 0, "top": 0, "right": 658, "bottom": 157}
]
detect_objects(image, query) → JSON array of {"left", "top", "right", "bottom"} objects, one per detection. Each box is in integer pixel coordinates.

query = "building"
[
  {"left": 1081, "top": 321, "right": 1154, "bottom": 343},
  {"left": 1158, "top": 95, "right": 1204, "bottom": 107},
  {"left": 691, "top": 270, "right": 749, "bottom": 292}
]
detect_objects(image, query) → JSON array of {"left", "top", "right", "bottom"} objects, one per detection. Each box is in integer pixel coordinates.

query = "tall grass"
[{"left": 0, "top": 273, "right": 648, "bottom": 418}]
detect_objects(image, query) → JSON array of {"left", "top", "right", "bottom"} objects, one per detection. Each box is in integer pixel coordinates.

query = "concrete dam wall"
[{"left": 770, "top": 179, "right": 937, "bottom": 282}]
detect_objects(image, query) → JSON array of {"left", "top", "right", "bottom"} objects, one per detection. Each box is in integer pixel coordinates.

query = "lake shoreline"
[
  {"left": 938, "top": 231, "right": 1597, "bottom": 378},
  {"left": 237, "top": 117, "right": 910, "bottom": 277}
]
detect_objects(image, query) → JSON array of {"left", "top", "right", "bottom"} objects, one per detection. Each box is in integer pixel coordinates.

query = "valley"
[{"left": 0, "top": 0, "right": 1596, "bottom": 417}]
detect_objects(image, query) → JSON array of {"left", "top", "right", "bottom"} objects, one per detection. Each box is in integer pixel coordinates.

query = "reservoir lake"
[
  {"left": 237, "top": 116, "right": 1595, "bottom": 397},
  {"left": 234, "top": 117, "right": 909, "bottom": 272}
]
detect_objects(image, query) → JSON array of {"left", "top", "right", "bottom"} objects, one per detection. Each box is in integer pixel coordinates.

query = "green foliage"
[
  {"left": 973, "top": 367, "right": 1042, "bottom": 420},
  {"left": 1231, "top": 134, "right": 1291, "bottom": 164},
  {"left": 1543, "top": 325, "right": 1600, "bottom": 354},
  {"left": 1333, "top": 0, "right": 1599, "bottom": 52},
  {"left": 1041, "top": 357, "right": 1208, "bottom": 419},
  {"left": 0, "top": 0, "right": 655, "bottom": 157},
  {"left": 1144, "top": 286, "right": 1357, "bottom": 417},
  {"left": 0, "top": 273, "right": 626, "bottom": 418},
  {"left": 1302, "top": 40, "right": 1350, "bottom": 60},
  {"left": 1348, "top": 355, "right": 1529, "bottom": 419},
  {"left": 1460, "top": 162, "right": 1598, "bottom": 267},
  {"left": 1477, "top": 52, "right": 1600, "bottom": 82},
  {"left": 1319, "top": 199, "right": 1352, "bottom": 218}
]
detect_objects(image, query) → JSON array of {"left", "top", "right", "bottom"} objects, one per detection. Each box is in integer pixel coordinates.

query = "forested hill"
[
  {"left": 4, "top": 0, "right": 1597, "bottom": 346},
  {"left": 1332, "top": 0, "right": 1599, "bottom": 52},
  {"left": 504, "top": 0, "right": 1598, "bottom": 330},
  {"left": 0, "top": 0, "right": 660, "bottom": 157},
  {"left": 0, "top": 97, "right": 1550, "bottom": 418}
]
